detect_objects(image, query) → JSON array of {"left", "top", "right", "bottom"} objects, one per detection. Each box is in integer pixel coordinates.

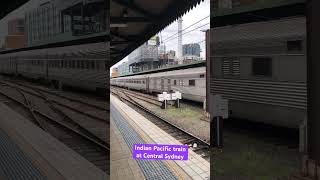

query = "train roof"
[
  {"left": 112, "top": 66, "right": 205, "bottom": 80},
  {"left": 113, "top": 60, "right": 206, "bottom": 78},
  {"left": 0, "top": 43, "right": 108, "bottom": 59}
]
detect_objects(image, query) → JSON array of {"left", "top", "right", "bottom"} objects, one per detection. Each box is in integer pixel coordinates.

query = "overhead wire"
[{"left": 162, "top": 15, "right": 210, "bottom": 42}]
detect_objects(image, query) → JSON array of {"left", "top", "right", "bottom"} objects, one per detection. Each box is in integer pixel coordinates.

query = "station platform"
[
  {"left": 0, "top": 102, "right": 108, "bottom": 180},
  {"left": 110, "top": 94, "right": 210, "bottom": 180}
]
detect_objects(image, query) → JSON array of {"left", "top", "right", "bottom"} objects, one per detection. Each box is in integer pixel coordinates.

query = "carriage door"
[
  {"left": 15, "top": 57, "right": 18, "bottom": 75},
  {"left": 167, "top": 79, "right": 171, "bottom": 92},
  {"left": 146, "top": 77, "right": 149, "bottom": 92},
  {"left": 161, "top": 78, "right": 164, "bottom": 92},
  {"left": 153, "top": 78, "right": 157, "bottom": 91}
]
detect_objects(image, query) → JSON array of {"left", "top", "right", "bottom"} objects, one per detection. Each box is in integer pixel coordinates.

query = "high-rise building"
[
  {"left": 182, "top": 43, "right": 201, "bottom": 57},
  {"left": 128, "top": 43, "right": 159, "bottom": 73},
  {"left": 117, "top": 61, "right": 129, "bottom": 76},
  {"left": 4, "top": 18, "right": 26, "bottom": 49},
  {"left": 182, "top": 43, "right": 201, "bottom": 64},
  {"left": 111, "top": 67, "right": 119, "bottom": 78},
  {"left": 25, "top": 0, "right": 106, "bottom": 47}
]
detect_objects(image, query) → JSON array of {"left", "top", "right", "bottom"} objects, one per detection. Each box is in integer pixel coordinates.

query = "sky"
[{"left": 111, "top": 0, "right": 210, "bottom": 69}]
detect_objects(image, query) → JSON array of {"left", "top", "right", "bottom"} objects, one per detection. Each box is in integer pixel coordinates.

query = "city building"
[
  {"left": 128, "top": 42, "right": 159, "bottom": 73},
  {"left": 25, "top": 0, "right": 106, "bottom": 47},
  {"left": 182, "top": 43, "right": 201, "bottom": 64},
  {"left": 111, "top": 67, "right": 119, "bottom": 78},
  {"left": 117, "top": 61, "right": 129, "bottom": 76},
  {"left": 4, "top": 18, "right": 26, "bottom": 49},
  {"left": 158, "top": 49, "right": 177, "bottom": 68},
  {"left": 182, "top": 43, "right": 201, "bottom": 57}
]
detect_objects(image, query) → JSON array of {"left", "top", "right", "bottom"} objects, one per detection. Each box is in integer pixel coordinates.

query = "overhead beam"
[
  {"left": 110, "top": 33, "right": 140, "bottom": 42},
  {"left": 110, "top": 40, "right": 129, "bottom": 45},
  {"left": 112, "top": 0, "right": 156, "bottom": 18},
  {"left": 111, "top": 16, "right": 151, "bottom": 23}
]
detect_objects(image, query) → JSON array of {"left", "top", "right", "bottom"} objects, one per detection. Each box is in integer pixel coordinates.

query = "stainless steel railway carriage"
[
  {"left": 208, "top": 17, "right": 306, "bottom": 129},
  {"left": 0, "top": 43, "right": 108, "bottom": 93},
  {"left": 111, "top": 67, "right": 206, "bottom": 103}
]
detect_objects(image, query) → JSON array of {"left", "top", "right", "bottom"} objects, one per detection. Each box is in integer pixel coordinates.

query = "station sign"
[
  {"left": 212, "top": 94, "right": 228, "bottom": 119},
  {"left": 171, "top": 92, "right": 182, "bottom": 100},
  {"left": 158, "top": 92, "right": 170, "bottom": 101},
  {"left": 158, "top": 91, "right": 182, "bottom": 102}
]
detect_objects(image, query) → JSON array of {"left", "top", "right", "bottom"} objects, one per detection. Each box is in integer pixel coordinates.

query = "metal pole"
[
  {"left": 211, "top": 116, "right": 223, "bottom": 149},
  {"left": 307, "top": 0, "right": 320, "bottom": 164}
]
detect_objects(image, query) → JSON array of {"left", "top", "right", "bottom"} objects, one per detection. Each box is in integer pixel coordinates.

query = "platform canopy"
[
  {"left": 110, "top": 0, "right": 204, "bottom": 65},
  {"left": 211, "top": 0, "right": 305, "bottom": 27}
]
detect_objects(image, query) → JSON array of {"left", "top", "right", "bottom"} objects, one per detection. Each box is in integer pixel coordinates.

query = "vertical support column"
[
  {"left": 58, "top": 81, "right": 63, "bottom": 91},
  {"left": 306, "top": 0, "right": 320, "bottom": 177},
  {"left": 212, "top": 116, "right": 223, "bottom": 148}
]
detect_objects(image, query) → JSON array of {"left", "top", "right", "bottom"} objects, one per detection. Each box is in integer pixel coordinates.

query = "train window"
[
  {"left": 179, "top": 80, "right": 184, "bottom": 86},
  {"left": 287, "top": 40, "right": 302, "bottom": 51},
  {"left": 91, "top": 61, "right": 95, "bottom": 69},
  {"left": 86, "top": 61, "right": 89, "bottom": 69},
  {"left": 174, "top": 80, "right": 177, "bottom": 85},
  {"left": 71, "top": 60, "right": 75, "bottom": 68},
  {"left": 95, "top": 61, "right": 101, "bottom": 70},
  {"left": 81, "top": 61, "right": 84, "bottom": 69},
  {"left": 200, "top": 74, "right": 205, "bottom": 78},
  {"left": 189, "top": 80, "right": 195, "bottom": 86},
  {"left": 168, "top": 79, "right": 171, "bottom": 84},
  {"left": 252, "top": 57, "right": 272, "bottom": 77}
]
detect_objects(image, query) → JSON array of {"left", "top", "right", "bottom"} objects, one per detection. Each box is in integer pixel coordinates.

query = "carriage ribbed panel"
[{"left": 210, "top": 78, "right": 307, "bottom": 109}]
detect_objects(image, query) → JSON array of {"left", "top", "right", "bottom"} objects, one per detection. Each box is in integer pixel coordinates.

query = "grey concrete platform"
[
  {"left": 0, "top": 127, "right": 46, "bottom": 180},
  {"left": 0, "top": 102, "right": 108, "bottom": 180},
  {"left": 110, "top": 94, "right": 210, "bottom": 180}
]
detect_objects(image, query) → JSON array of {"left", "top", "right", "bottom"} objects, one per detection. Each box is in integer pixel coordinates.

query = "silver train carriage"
[
  {"left": 207, "top": 16, "right": 306, "bottom": 129},
  {"left": 0, "top": 43, "right": 109, "bottom": 93},
  {"left": 111, "top": 67, "right": 206, "bottom": 103}
]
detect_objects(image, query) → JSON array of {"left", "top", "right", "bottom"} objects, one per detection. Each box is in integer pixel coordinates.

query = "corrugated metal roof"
[{"left": 212, "top": 17, "right": 306, "bottom": 43}]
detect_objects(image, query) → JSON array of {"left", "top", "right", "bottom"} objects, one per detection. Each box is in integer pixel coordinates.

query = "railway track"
[
  {"left": 111, "top": 87, "right": 210, "bottom": 161},
  {"left": 113, "top": 87, "right": 161, "bottom": 106},
  {"left": 2, "top": 81, "right": 109, "bottom": 123},
  {"left": 0, "top": 81, "right": 110, "bottom": 173},
  {"left": 3, "top": 78, "right": 107, "bottom": 110}
]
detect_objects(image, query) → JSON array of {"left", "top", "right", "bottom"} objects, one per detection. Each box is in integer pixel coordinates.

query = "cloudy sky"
[{"left": 111, "top": 0, "right": 210, "bottom": 69}]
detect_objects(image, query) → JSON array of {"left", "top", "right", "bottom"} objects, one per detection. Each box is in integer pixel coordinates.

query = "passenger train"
[
  {"left": 208, "top": 16, "right": 306, "bottom": 129},
  {"left": 110, "top": 66, "right": 206, "bottom": 103},
  {"left": 0, "top": 43, "right": 108, "bottom": 93}
]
